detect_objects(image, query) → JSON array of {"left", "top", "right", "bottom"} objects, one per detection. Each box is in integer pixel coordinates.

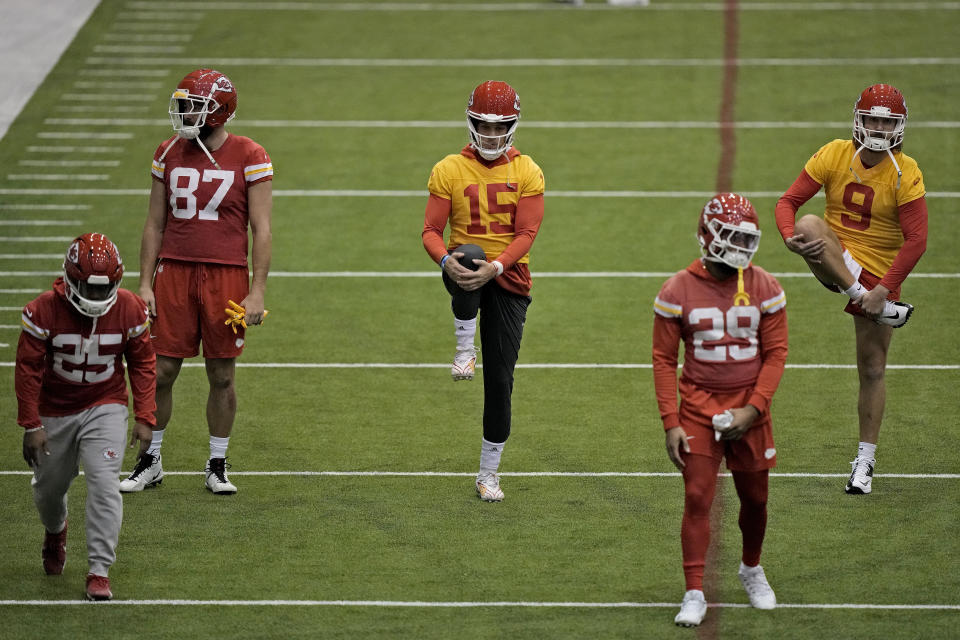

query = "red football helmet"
[
  {"left": 466, "top": 81, "right": 521, "bottom": 160},
  {"left": 853, "top": 84, "right": 907, "bottom": 152},
  {"left": 63, "top": 233, "right": 124, "bottom": 317},
  {"left": 697, "top": 193, "right": 761, "bottom": 269},
  {"left": 168, "top": 69, "right": 238, "bottom": 139}
]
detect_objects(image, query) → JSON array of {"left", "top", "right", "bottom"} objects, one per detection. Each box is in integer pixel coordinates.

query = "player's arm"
[
  {"left": 776, "top": 169, "right": 825, "bottom": 256},
  {"left": 15, "top": 329, "right": 49, "bottom": 467},
  {"left": 748, "top": 307, "right": 789, "bottom": 415},
  {"left": 422, "top": 194, "right": 453, "bottom": 264},
  {"left": 877, "top": 196, "right": 928, "bottom": 292},
  {"left": 140, "top": 179, "right": 167, "bottom": 316},
  {"left": 243, "top": 179, "right": 272, "bottom": 324},
  {"left": 653, "top": 314, "right": 689, "bottom": 469},
  {"left": 124, "top": 304, "right": 158, "bottom": 451}
]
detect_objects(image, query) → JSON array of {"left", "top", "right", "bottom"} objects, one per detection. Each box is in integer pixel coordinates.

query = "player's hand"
[
  {"left": 139, "top": 287, "right": 157, "bottom": 318},
  {"left": 23, "top": 429, "right": 50, "bottom": 468},
  {"left": 784, "top": 233, "right": 826, "bottom": 263},
  {"left": 443, "top": 251, "right": 473, "bottom": 281},
  {"left": 665, "top": 427, "right": 690, "bottom": 470},
  {"left": 240, "top": 292, "right": 266, "bottom": 326},
  {"left": 224, "top": 299, "right": 269, "bottom": 333},
  {"left": 457, "top": 260, "right": 498, "bottom": 292},
  {"left": 858, "top": 285, "right": 889, "bottom": 319},
  {"left": 129, "top": 422, "right": 154, "bottom": 455},
  {"left": 720, "top": 405, "right": 760, "bottom": 441}
]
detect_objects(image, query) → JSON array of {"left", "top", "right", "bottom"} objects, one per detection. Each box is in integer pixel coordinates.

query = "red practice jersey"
[
  {"left": 16, "top": 278, "right": 157, "bottom": 429},
  {"left": 151, "top": 133, "right": 273, "bottom": 266},
  {"left": 652, "top": 260, "right": 788, "bottom": 429}
]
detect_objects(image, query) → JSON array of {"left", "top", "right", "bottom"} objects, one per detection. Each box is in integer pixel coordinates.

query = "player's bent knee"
[{"left": 793, "top": 214, "right": 828, "bottom": 239}]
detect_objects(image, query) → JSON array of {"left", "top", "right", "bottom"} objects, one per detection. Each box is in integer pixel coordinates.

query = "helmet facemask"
[
  {"left": 467, "top": 114, "right": 518, "bottom": 161},
  {"left": 169, "top": 91, "right": 226, "bottom": 140},
  {"left": 853, "top": 108, "right": 905, "bottom": 152},
  {"left": 699, "top": 219, "right": 761, "bottom": 270},
  {"left": 64, "top": 272, "right": 121, "bottom": 318}
]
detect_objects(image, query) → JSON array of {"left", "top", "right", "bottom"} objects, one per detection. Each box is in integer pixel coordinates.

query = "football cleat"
[
  {"left": 674, "top": 589, "right": 707, "bottom": 627},
  {"left": 205, "top": 457, "right": 238, "bottom": 494},
  {"left": 42, "top": 521, "right": 67, "bottom": 576},
  {"left": 85, "top": 573, "right": 112, "bottom": 601},
  {"left": 476, "top": 472, "right": 504, "bottom": 502},
  {"left": 845, "top": 456, "right": 874, "bottom": 494},
  {"left": 876, "top": 301, "right": 913, "bottom": 329},
  {"left": 738, "top": 563, "right": 776, "bottom": 609},
  {"left": 119, "top": 452, "right": 164, "bottom": 492},
  {"left": 452, "top": 348, "right": 477, "bottom": 381}
]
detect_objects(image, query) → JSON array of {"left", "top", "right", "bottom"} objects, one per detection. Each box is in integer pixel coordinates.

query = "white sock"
[
  {"left": 843, "top": 282, "right": 867, "bottom": 300},
  {"left": 455, "top": 317, "right": 477, "bottom": 353},
  {"left": 147, "top": 429, "right": 164, "bottom": 455},
  {"left": 210, "top": 436, "right": 230, "bottom": 459},
  {"left": 857, "top": 442, "right": 876, "bottom": 461},
  {"left": 479, "top": 437, "right": 505, "bottom": 475},
  {"left": 740, "top": 561, "right": 760, "bottom": 573}
]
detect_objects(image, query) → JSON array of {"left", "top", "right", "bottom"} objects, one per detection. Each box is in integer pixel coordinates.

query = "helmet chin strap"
[
  {"left": 155, "top": 132, "right": 222, "bottom": 170},
  {"left": 849, "top": 142, "right": 902, "bottom": 189}
]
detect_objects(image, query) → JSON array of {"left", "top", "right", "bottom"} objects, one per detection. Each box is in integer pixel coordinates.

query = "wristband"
[
  {"left": 491, "top": 260, "right": 504, "bottom": 276},
  {"left": 24, "top": 426, "right": 44, "bottom": 433},
  {"left": 440, "top": 255, "right": 450, "bottom": 269}
]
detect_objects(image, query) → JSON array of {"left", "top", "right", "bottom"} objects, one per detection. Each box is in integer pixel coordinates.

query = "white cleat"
[
  {"left": 205, "top": 457, "right": 238, "bottom": 494},
  {"left": 876, "top": 300, "right": 913, "bottom": 328},
  {"left": 738, "top": 564, "right": 777, "bottom": 610},
  {"left": 845, "top": 456, "right": 874, "bottom": 495},
  {"left": 452, "top": 348, "right": 477, "bottom": 381},
  {"left": 119, "top": 452, "right": 163, "bottom": 492},
  {"left": 475, "top": 472, "right": 504, "bottom": 502},
  {"left": 674, "top": 589, "right": 707, "bottom": 627}
]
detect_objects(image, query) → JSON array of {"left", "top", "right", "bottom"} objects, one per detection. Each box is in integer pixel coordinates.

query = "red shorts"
[
  {"left": 817, "top": 251, "right": 902, "bottom": 318},
  {"left": 677, "top": 379, "right": 777, "bottom": 472},
  {"left": 151, "top": 259, "right": 249, "bottom": 359}
]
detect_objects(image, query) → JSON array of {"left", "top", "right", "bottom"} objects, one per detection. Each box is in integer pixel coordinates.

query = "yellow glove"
[{"left": 224, "top": 299, "right": 269, "bottom": 334}]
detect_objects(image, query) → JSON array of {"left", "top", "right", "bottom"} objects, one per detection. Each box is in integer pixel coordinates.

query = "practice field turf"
[{"left": 1, "top": 1, "right": 958, "bottom": 638}]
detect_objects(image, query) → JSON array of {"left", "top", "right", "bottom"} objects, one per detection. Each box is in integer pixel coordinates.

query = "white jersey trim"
[
  {"left": 653, "top": 296, "right": 682, "bottom": 318},
  {"left": 761, "top": 290, "right": 786, "bottom": 314},
  {"left": 21, "top": 313, "right": 48, "bottom": 340},
  {"left": 244, "top": 162, "right": 273, "bottom": 182}
]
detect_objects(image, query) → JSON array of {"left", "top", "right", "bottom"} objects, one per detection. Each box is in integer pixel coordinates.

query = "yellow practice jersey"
[
  {"left": 427, "top": 150, "right": 545, "bottom": 263},
  {"left": 805, "top": 139, "right": 925, "bottom": 276}
]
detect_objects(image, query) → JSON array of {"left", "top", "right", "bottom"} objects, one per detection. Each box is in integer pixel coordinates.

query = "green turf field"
[{"left": 1, "top": 1, "right": 959, "bottom": 638}]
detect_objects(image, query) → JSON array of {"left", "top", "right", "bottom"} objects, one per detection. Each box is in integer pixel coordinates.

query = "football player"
[
  {"left": 16, "top": 233, "right": 156, "bottom": 600},
  {"left": 775, "top": 84, "right": 928, "bottom": 495},
  {"left": 653, "top": 195, "right": 788, "bottom": 627},
  {"left": 421, "top": 81, "right": 545, "bottom": 502},
  {"left": 121, "top": 68, "right": 273, "bottom": 495}
]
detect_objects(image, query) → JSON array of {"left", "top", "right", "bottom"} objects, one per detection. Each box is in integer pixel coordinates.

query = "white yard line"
[
  {"left": 0, "top": 359, "right": 955, "bottom": 369},
  {"left": 0, "top": 597, "right": 957, "bottom": 608},
  {"left": 0, "top": 470, "right": 957, "bottom": 479},
  {"left": 1, "top": 188, "right": 959, "bottom": 199},
  {"left": 122, "top": 1, "right": 960, "bottom": 11},
  {"left": 83, "top": 56, "right": 960, "bottom": 67},
  {"left": 42, "top": 118, "right": 960, "bottom": 129},
  {"left": 0, "top": 270, "right": 958, "bottom": 280}
]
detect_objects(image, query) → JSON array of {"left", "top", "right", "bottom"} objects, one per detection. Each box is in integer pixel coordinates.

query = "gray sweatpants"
[{"left": 31, "top": 403, "right": 128, "bottom": 577}]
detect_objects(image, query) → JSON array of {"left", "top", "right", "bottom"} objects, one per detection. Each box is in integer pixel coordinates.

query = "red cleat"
[
  {"left": 85, "top": 574, "right": 112, "bottom": 601},
  {"left": 42, "top": 522, "right": 67, "bottom": 576}
]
